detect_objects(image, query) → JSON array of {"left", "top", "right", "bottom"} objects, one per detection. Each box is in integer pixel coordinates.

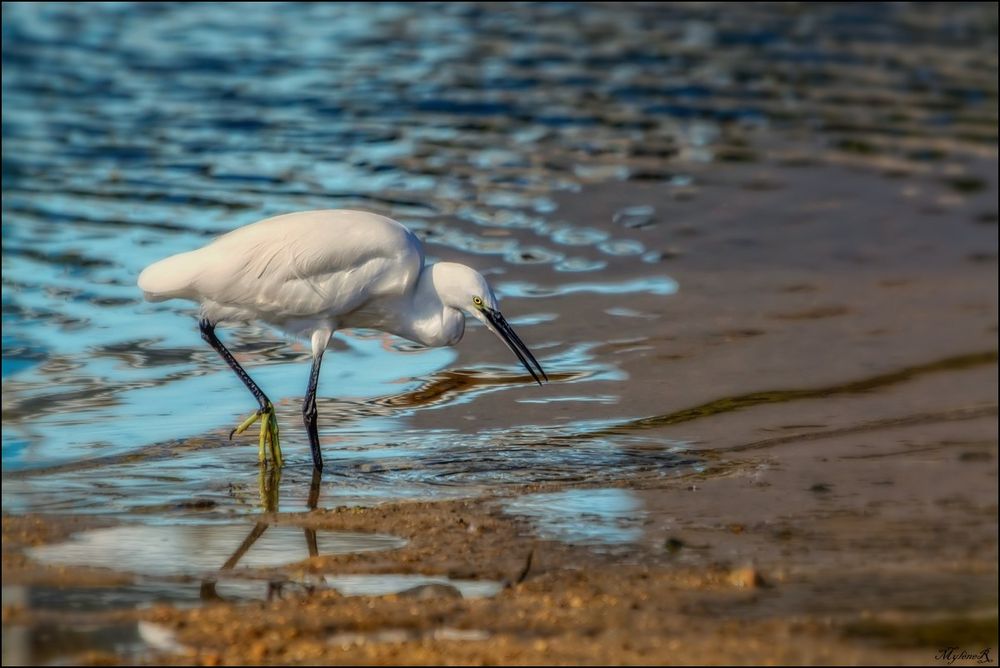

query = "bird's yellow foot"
[{"left": 229, "top": 403, "right": 283, "bottom": 467}]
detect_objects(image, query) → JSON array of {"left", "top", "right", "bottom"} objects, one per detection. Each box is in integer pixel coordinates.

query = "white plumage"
[
  {"left": 140, "top": 210, "right": 422, "bottom": 334},
  {"left": 139, "top": 209, "right": 547, "bottom": 472}
]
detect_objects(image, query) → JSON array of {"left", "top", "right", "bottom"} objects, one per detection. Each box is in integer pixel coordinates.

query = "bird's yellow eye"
[{"left": 473, "top": 296, "right": 483, "bottom": 307}]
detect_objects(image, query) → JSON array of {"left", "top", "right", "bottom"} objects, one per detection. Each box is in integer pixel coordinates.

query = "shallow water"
[
  {"left": 2, "top": 619, "right": 178, "bottom": 667},
  {"left": 2, "top": 2, "right": 997, "bottom": 640},
  {"left": 27, "top": 524, "right": 407, "bottom": 576},
  {"left": 321, "top": 574, "right": 502, "bottom": 599},
  {"left": 501, "top": 488, "right": 646, "bottom": 546}
]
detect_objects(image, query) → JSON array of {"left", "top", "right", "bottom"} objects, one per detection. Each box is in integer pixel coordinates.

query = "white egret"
[{"left": 138, "top": 209, "right": 547, "bottom": 471}]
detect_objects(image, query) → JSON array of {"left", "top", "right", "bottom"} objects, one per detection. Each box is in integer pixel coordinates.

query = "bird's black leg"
[
  {"left": 302, "top": 352, "right": 325, "bottom": 472},
  {"left": 200, "top": 319, "right": 282, "bottom": 466},
  {"left": 200, "top": 319, "right": 271, "bottom": 411}
]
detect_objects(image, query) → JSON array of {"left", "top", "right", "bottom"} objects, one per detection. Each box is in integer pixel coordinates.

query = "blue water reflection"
[
  {"left": 27, "top": 524, "right": 406, "bottom": 577},
  {"left": 503, "top": 488, "right": 647, "bottom": 546}
]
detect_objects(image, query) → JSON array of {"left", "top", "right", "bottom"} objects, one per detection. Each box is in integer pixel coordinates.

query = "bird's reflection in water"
[
  {"left": 201, "top": 467, "right": 323, "bottom": 602},
  {"left": 305, "top": 469, "right": 321, "bottom": 558},
  {"left": 259, "top": 463, "right": 282, "bottom": 512}
]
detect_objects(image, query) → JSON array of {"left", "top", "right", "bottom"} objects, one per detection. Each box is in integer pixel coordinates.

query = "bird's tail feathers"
[{"left": 137, "top": 251, "right": 201, "bottom": 302}]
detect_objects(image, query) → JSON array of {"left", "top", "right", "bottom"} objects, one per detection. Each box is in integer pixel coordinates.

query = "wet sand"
[{"left": 4, "top": 153, "right": 997, "bottom": 664}]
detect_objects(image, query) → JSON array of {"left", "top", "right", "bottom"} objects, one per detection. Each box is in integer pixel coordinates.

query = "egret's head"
[{"left": 430, "top": 262, "right": 547, "bottom": 385}]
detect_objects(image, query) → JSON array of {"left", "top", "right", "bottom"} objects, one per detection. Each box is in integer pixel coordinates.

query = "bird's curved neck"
[{"left": 403, "top": 267, "right": 464, "bottom": 347}]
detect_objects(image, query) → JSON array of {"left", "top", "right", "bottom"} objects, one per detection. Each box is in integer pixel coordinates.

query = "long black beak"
[{"left": 483, "top": 308, "right": 548, "bottom": 386}]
